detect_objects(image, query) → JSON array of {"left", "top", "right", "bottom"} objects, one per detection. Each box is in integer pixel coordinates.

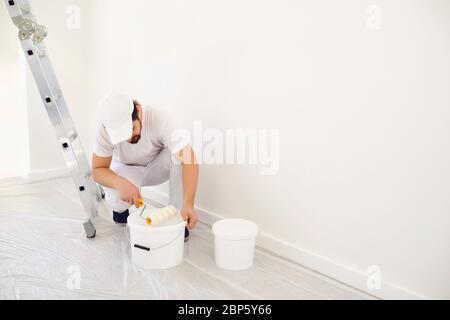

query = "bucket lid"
[
  {"left": 212, "top": 219, "right": 259, "bottom": 240},
  {"left": 127, "top": 212, "right": 186, "bottom": 233}
]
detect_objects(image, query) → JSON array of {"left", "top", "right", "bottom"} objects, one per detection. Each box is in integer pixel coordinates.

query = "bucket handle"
[{"left": 126, "top": 225, "right": 185, "bottom": 252}]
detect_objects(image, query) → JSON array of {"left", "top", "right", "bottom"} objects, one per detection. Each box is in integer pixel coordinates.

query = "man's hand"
[
  {"left": 117, "top": 178, "right": 142, "bottom": 206},
  {"left": 180, "top": 206, "right": 198, "bottom": 230},
  {"left": 177, "top": 146, "right": 199, "bottom": 230}
]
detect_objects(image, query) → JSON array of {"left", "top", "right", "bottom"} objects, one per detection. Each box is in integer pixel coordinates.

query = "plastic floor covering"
[{"left": 0, "top": 177, "right": 373, "bottom": 300}]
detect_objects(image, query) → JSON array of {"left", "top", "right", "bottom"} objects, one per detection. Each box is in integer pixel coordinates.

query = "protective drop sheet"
[{"left": 0, "top": 177, "right": 371, "bottom": 300}]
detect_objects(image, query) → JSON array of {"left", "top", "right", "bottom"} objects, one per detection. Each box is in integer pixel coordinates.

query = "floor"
[{"left": 0, "top": 177, "right": 374, "bottom": 300}]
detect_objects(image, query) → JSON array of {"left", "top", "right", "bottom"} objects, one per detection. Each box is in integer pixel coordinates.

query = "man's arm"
[
  {"left": 92, "top": 154, "right": 142, "bottom": 206},
  {"left": 177, "top": 145, "right": 199, "bottom": 229}
]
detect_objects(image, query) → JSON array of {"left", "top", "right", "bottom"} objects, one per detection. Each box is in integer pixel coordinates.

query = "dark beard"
[{"left": 129, "top": 135, "right": 141, "bottom": 144}]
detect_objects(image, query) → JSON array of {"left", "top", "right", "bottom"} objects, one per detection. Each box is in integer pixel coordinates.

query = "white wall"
[
  {"left": 0, "top": 4, "right": 29, "bottom": 179},
  {"left": 25, "top": 0, "right": 99, "bottom": 172},
  {"left": 4, "top": 0, "right": 449, "bottom": 299},
  {"left": 90, "top": 0, "right": 450, "bottom": 299}
]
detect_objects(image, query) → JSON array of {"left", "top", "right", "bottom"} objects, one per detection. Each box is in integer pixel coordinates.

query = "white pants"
[{"left": 104, "top": 148, "right": 182, "bottom": 213}]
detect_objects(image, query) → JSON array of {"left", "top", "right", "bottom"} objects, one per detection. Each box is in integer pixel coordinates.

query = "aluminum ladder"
[{"left": 3, "top": 0, "right": 110, "bottom": 238}]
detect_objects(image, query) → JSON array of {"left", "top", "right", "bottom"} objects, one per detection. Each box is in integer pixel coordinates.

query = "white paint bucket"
[
  {"left": 212, "top": 219, "right": 259, "bottom": 271},
  {"left": 127, "top": 212, "right": 186, "bottom": 270}
]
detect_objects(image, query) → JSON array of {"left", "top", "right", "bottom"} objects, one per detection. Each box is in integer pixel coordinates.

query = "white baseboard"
[
  {"left": 26, "top": 167, "right": 71, "bottom": 183},
  {"left": 0, "top": 167, "right": 71, "bottom": 186},
  {"left": 141, "top": 186, "right": 427, "bottom": 300}
]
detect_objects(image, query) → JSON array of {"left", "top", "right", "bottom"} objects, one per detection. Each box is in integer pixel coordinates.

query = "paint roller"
[{"left": 136, "top": 198, "right": 179, "bottom": 226}]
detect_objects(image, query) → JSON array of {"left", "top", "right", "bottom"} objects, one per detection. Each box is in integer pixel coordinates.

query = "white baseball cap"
[{"left": 97, "top": 93, "right": 134, "bottom": 145}]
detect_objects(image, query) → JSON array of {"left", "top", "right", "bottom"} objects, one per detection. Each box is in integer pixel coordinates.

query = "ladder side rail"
[
  {"left": 4, "top": 0, "right": 99, "bottom": 237},
  {"left": 36, "top": 53, "right": 103, "bottom": 208},
  {"left": 21, "top": 38, "right": 98, "bottom": 224},
  {"left": 37, "top": 49, "right": 102, "bottom": 209}
]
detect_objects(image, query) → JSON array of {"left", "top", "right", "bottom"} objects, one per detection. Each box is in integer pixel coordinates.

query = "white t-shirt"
[{"left": 93, "top": 104, "right": 190, "bottom": 166}]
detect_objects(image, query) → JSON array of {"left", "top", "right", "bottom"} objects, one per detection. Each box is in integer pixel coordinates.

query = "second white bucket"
[
  {"left": 127, "top": 212, "right": 186, "bottom": 270},
  {"left": 212, "top": 219, "right": 259, "bottom": 271}
]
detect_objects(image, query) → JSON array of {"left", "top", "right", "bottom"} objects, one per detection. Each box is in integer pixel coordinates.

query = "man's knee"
[
  {"left": 104, "top": 187, "right": 132, "bottom": 213},
  {"left": 110, "top": 161, "right": 145, "bottom": 188}
]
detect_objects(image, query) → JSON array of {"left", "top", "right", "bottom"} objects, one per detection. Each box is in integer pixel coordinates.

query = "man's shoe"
[
  {"left": 184, "top": 227, "right": 190, "bottom": 242},
  {"left": 113, "top": 209, "right": 130, "bottom": 224}
]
